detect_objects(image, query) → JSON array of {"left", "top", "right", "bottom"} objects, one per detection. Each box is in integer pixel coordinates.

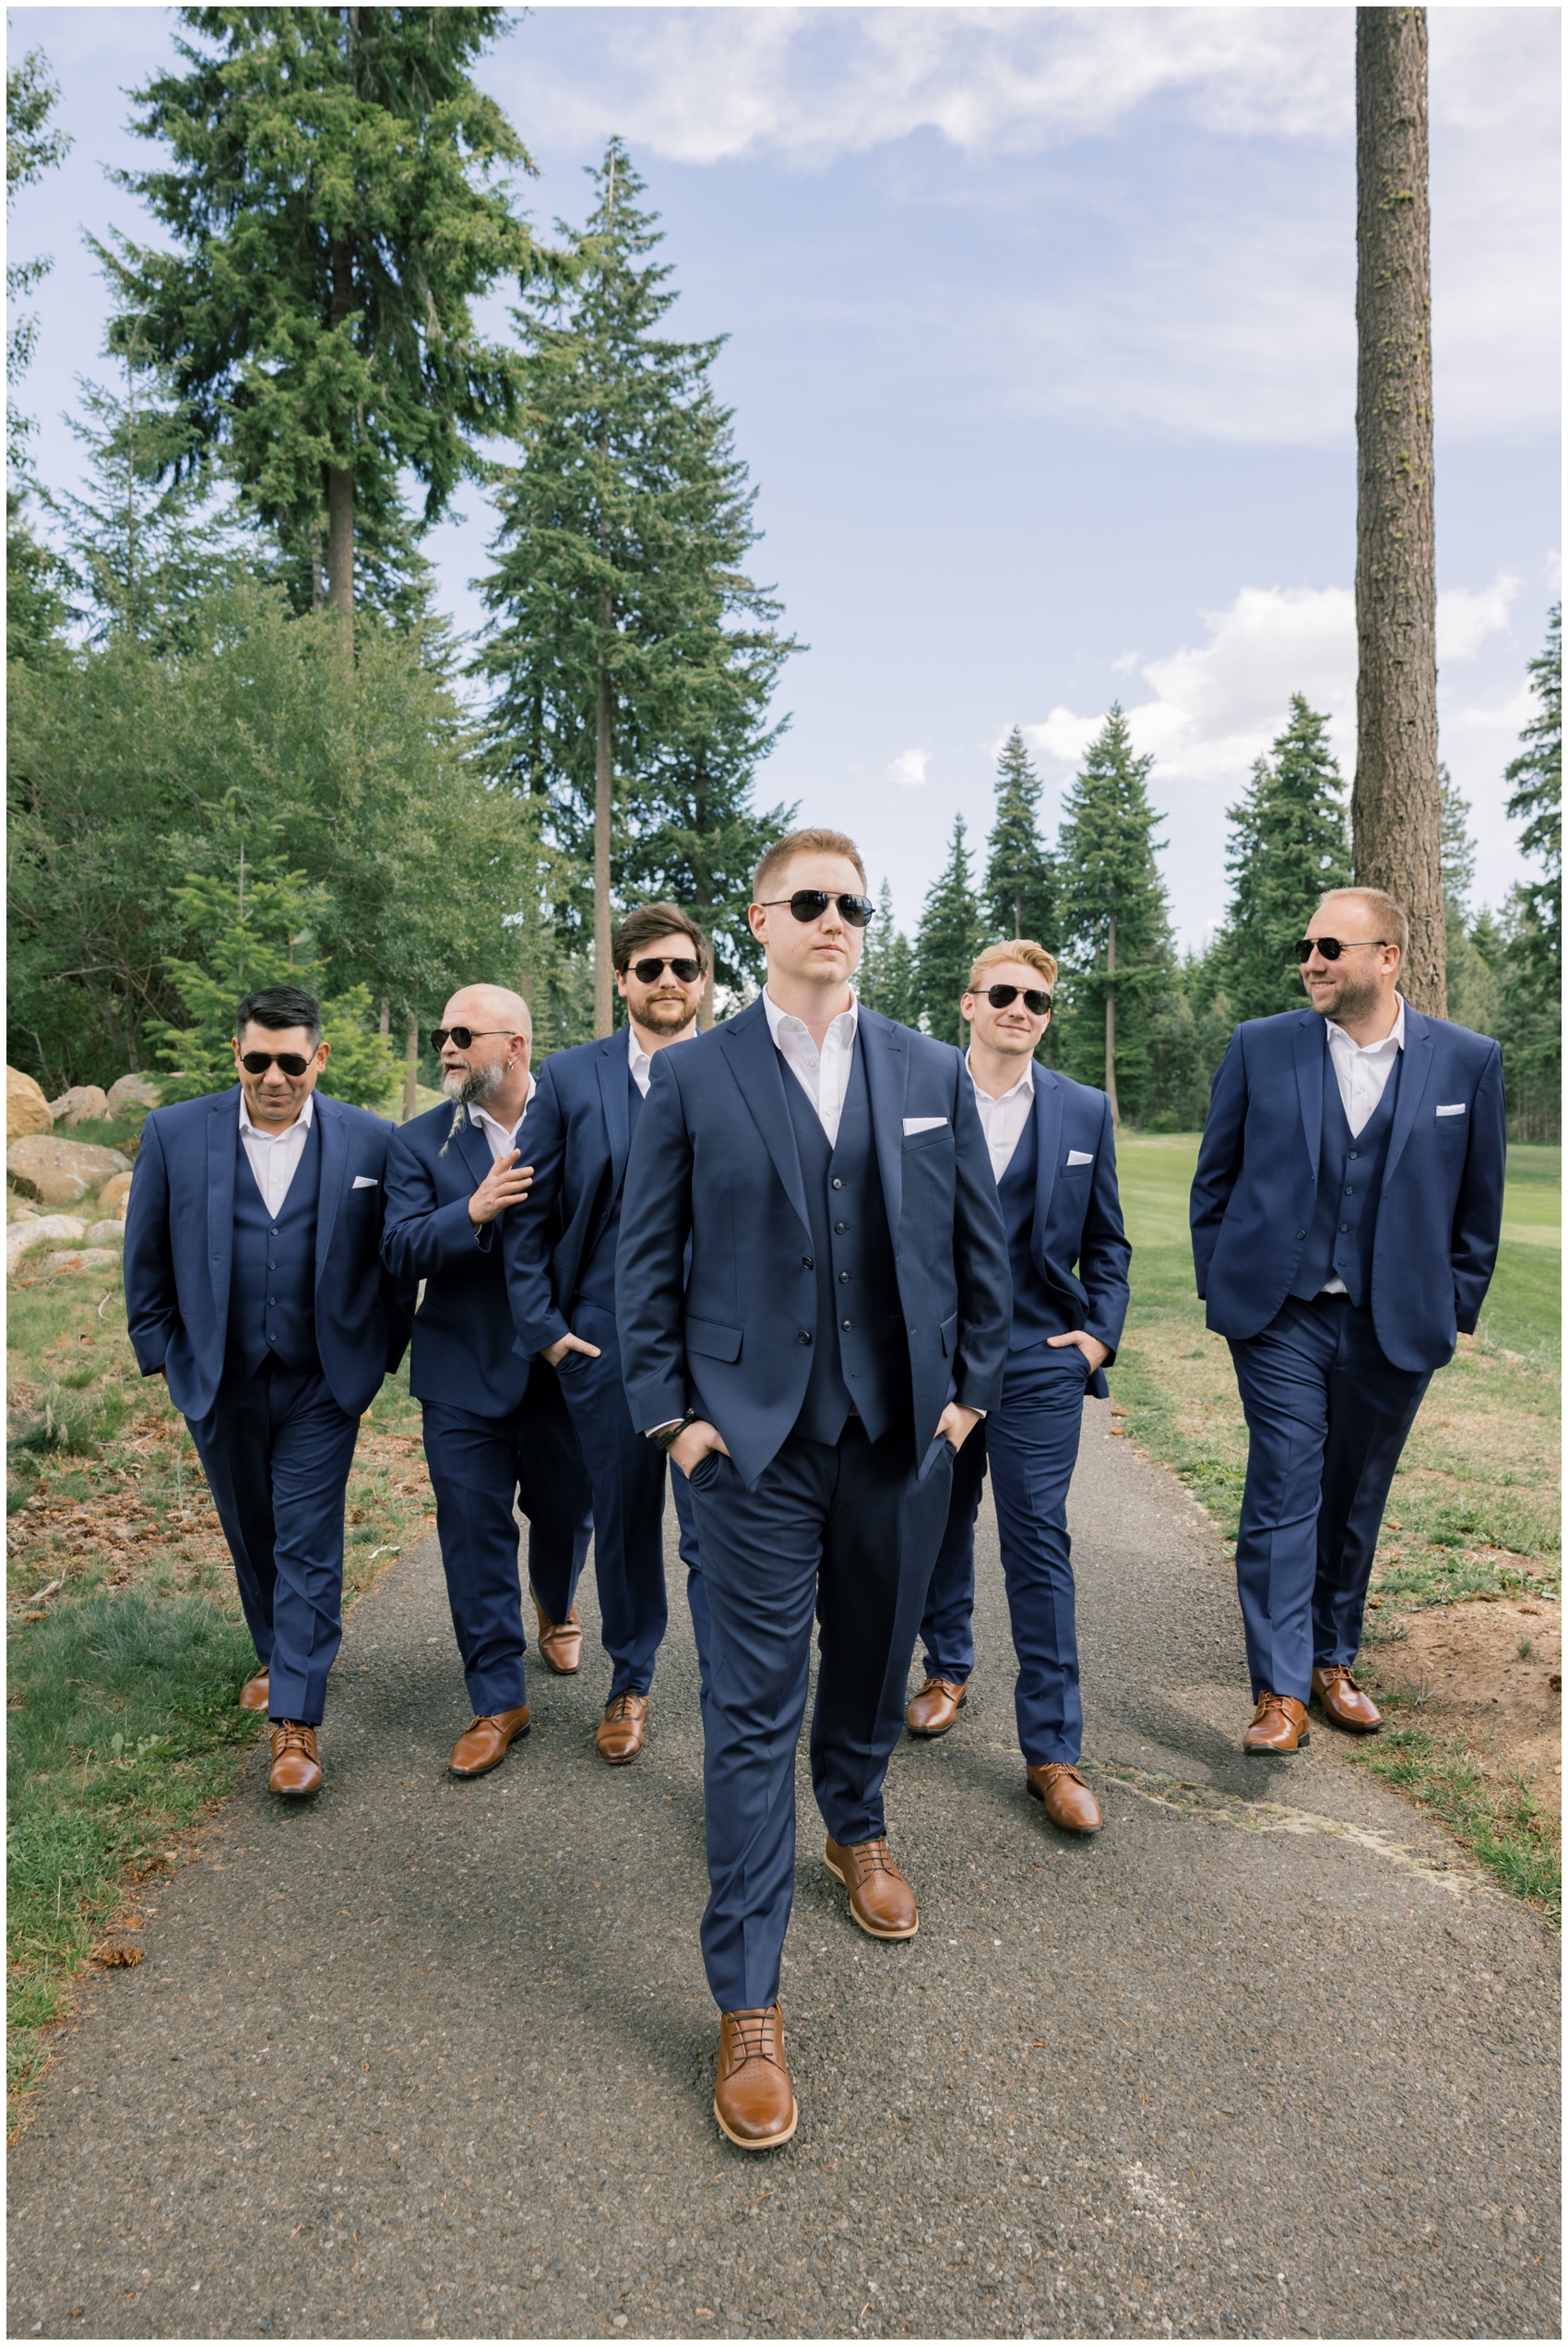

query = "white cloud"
[
  {"left": 888, "top": 746, "right": 930, "bottom": 789},
  {"left": 1436, "top": 573, "right": 1518, "bottom": 662}
]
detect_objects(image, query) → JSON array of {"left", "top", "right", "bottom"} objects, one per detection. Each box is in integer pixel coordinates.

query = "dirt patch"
[{"left": 1361, "top": 1597, "right": 1562, "bottom": 1812}]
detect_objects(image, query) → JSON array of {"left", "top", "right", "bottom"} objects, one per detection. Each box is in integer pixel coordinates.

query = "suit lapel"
[
  {"left": 452, "top": 1107, "right": 494, "bottom": 1196},
  {"left": 1383, "top": 1006, "right": 1433, "bottom": 1188},
  {"left": 1293, "top": 1011, "right": 1324, "bottom": 1182},
  {"left": 716, "top": 997, "right": 812, "bottom": 1242},
  {"left": 595, "top": 1032, "right": 632, "bottom": 1198},
  {"left": 314, "top": 1095, "right": 345, "bottom": 1283},
  {"left": 207, "top": 1090, "right": 238, "bottom": 1329},
  {"left": 1030, "top": 1064, "right": 1063, "bottom": 1235},
  {"left": 859, "top": 1010, "right": 909, "bottom": 1237}
]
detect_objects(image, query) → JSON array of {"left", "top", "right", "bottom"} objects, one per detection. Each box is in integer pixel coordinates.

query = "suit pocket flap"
[
  {"left": 685, "top": 1315, "right": 742, "bottom": 1364},
  {"left": 940, "top": 1311, "right": 959, "bottom": 1356}
]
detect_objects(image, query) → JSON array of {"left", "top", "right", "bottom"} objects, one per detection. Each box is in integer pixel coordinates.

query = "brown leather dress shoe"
[
  {"left": 714, "top": 2005, "right": 797, "bottom": 2150},
  {"left": 449, "top": 1706, "right": 531, "bottom": 1777},
  {"left": 824, "top": 1836, "right": 919, "bottom": 1938},
  {"left": 597, "top": 1691, "right": 649, "bottom": 1764},
  {"left": 268, "top": 1721, "right": 323, "bottom": 1797},
  {"left": 533, "top": 1595, "right": 582, "bottom": 1675},
  {"left": 239, "top": 1667, "right": 270, "bottom": 1712},
  {"left": 906, "top": 1675, "right": 968, "bottom": 1737},
  {"left": 1026, "top": 1762, "right": 1102, "bottom": 1833},
  {"left": 1312, "top": 1664, "right": 1383, "bottom": 1733},
  {"left": 1242, "top": 1690, "right": 1311, "bottom": 1753}
]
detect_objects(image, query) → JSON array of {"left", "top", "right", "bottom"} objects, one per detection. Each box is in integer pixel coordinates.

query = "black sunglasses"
[
  {"left": 1294, "top": 937, "right": 1387, "bottom": 963},
  {"left": 431, "top": 1026, "right": 512, "bottom": 1053},
  {"left": 758, "top": 890, "right": 874, "bottom": 928},
  {"left": 630, "top": 957, "right": 704, "bottom": 985},
  {"left": 981, "top": 983, "right": 1052, "bottom": 1015},
  {"left": 239, "top": 1050, "right": 315, "bottom": 1078}
]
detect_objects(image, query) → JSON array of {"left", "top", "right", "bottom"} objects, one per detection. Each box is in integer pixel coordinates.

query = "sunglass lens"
[
  {"left": 241, "top": 1052, "right": 310, "bottom": 1077},
  {"left": 788, "top": 891, "right": 832, "bottom": 922},
  {"left": 671, "top": 959, "right": 702, "bottom": 983},
  {"left": 632, "top": 959, "right": 703, "bottom": 984},
  {"left": 1295, "top": 939, "right": 1343, "bottom": 963},
  {"left": 839, "top": 896, "right": 873, "bottom": 928},
  {"left": 986, "top": 985, "right": 1019, "bottom": 1008}
]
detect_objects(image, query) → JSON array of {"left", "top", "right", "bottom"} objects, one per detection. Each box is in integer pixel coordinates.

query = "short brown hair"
[
  {"left": 753, "top": 828, "right": 867, "bottom": 901},
  {"left": 612, "top": 902, "right": 711, "bottom": 976},
  {"left": 1313, "top": 887, "right": 1408, "bottom": 960},
  {"left": 966, "top": 938, "right": 1058, "bottom": 995}
]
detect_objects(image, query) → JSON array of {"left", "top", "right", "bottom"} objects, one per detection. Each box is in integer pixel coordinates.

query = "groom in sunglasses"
[
  {"left": 1193, "top": 887, "right": 1506, "bottom": 1753},
  {"left": 502, "top": 907, "right": 714, "bottom": 1763},
  {"left": 617, "top": 829, "right": 1011, "bottom": 2149}
]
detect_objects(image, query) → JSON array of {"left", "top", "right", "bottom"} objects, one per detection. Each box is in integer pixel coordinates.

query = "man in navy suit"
[
  {"left": 502, "top": 908, "right": 709, "bottom": 1766},
  {"left": 124, "top": 984, "right": 412, "bottom": 1797},
  {"left": 1192, "top": 887, "right": 1506, "bottom": 1754},
  {"left": 909, "top": 942, "right": 1130, "bottom": 1835},
  {"left": 618, "top": 829, "right": 1012, "bottom": 2150},
  {"left": 383, "top": 986, "right": 592, "bottom": 1779}
]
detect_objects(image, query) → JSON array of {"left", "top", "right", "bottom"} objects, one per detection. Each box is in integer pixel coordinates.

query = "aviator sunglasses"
[
  {"left": 430, "top": 1025, "right": 513, "bottom": 1053},
  {"left": 239, "top": 1049, "right": 316, "bottom": 1077},
  {"left": 630, "top": 956, "right": 704, "bottom": 984},
  {"left": 1294, "top": 936, "right": 1387, "bottom": 963},
  {"left": 757, "top": 889, "right": 875, "bottom": 927},
  {"left": 980, "top": 982, "right": 1052, "bottom": 1016}
]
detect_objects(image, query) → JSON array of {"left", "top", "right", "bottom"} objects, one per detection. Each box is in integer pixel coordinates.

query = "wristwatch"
[{"left": 650, "top": 1409, "right": 699, "bottom": 1453}]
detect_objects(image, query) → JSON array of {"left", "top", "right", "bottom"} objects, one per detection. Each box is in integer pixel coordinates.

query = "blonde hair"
[
  {"left": 753, "top": 828, "right": 867, "bottom": 899},
  {"left": 966, "top": 938, "right": 1058, "bottom": 995},
  {"left": 1313, "top": 887, "right": 1408, "bottom": 960}
]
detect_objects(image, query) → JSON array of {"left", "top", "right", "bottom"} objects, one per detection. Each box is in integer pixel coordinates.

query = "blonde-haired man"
[{"left": 908, "top": 941, "right": 1130, "bottom": 1836}]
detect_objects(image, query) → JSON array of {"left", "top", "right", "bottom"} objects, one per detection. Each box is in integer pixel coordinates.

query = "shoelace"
[
  {"left": 1317, "top": 1665, "right": 1359, "bottom": 1689},
  {"left": 274, "top": 1721, "right": 315, "bottom": 1754},
  {"left": 725, "top": 2009, "right": 780, "bottom": 2066},
  {"left": 603, "top": 1693, "right": 643, "bottom": 1723},
  {"left": 1253, "top": 1693, "right": 1297, "bottom": 1720},
  {"left": 1036, "top": 1763, "right": 1087, "bottom": 1788},
  {"left": 846, "top": 1838, "right": 904, "bottom": 1883}
]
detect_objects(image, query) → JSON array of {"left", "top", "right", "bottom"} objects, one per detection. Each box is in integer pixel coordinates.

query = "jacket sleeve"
[
  {"left": 613, "top": 1051, "right": 695, "bottom": 1433},
  {"left": 1451, "top": 1042, "right": 1507, "bottom": 1333},
  {"left": 374, "top": 1122, "right": 417, "bottom": 1373},
  {"left": 381, "top": 1123, "right": 488, "bottom": 1283},
  {"left": 1190, "top": 1026, "right": 1247, "bottom": 1297},
  {"left": 950, "top": 1054, "right": 1012, "bottom": 1414},
  {"left": 501, "top": 1067, "right": 574, "bottom": 1358},
  {"left": 1078, "top": 1094, "right": 1132, "bottom": 1357},
  {"left": 122, "top": 1114, "right": 179, "bottom": 1377}
]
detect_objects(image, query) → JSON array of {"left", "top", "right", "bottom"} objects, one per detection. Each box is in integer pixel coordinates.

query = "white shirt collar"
[
  {"left": 238, "top": 1089, "right": 315, "bottom": 1142},
  {"left": 627, "top": 1023, "right": 654, "bottom": 1092},
  {"left": 468, "top": 1075, "right": 535, "bottom": 1140},
  {"left": 1326, "top": 997, "right": 1406, "bottom": 1056},
  {"left": 761, "top": 987, "right": 859, "bottom": 1046},
  {"left": 964, "top": 1048, "right": 1035, "bottom": 1106}
]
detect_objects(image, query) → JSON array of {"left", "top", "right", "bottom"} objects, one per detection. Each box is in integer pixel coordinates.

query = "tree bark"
[
  {"left": 326, "top": 235, "right": 355, "bottom": 657},
  {"left": 1103, "top": 912, "right": 1121, "bottom": 1125},
  {"left": 593, "top": 640, "right": 614, "bottom": 1038},
  {"left": 1353, "top": 6, "right": 1444, "bottom": 1012},
  {"left": 402, "top": 1018, "right": 419, "bottom": 1124}
]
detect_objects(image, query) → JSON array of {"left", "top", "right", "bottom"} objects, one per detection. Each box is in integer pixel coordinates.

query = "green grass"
[{"left": 1347, "top": 1724, "right": 1561, "bottom": 1921}]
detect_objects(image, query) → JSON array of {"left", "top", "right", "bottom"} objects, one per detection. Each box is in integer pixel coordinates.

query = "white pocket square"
[
  {"left": 1434, "top": 1103, "right": 1467, "bottom": 1117},
  {"left": 903, "top": 1115, "right": 948, "bottom": 1136},
  {"left": 1066, "top": 1149, "right": 1095, "bottom": 1167},
  {"left": 352, "top": 1173, "right": 379, "bottom": 1187}
]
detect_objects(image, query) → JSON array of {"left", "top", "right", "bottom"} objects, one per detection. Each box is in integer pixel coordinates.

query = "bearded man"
[{"left": 382, "top": 985, "right": 592, "bottom": 1777}]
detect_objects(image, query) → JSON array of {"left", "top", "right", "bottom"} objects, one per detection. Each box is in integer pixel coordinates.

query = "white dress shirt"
[
  {"left": 238, "top": 1090, "right": 315, "bottom": 1219},
  {"left": 763, "top": 988, "right": 859, "bottom": 1146},
  {"left": 627, "top": 1024, "right": 654, "bottom": 1099},
  {"left": 964, "top": 1050, "right": 1036, "bottom": 1182},
  {"left": 1319, "top": 998, "right": 1405, "bottom": 1293},
  {"left": 467, "top": 1074, "right": 537, "bottom": 1163}
]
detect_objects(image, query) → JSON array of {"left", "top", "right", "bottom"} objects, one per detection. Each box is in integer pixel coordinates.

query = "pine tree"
[
  {"left": 1214, "top": 695, "right": 1351, "bottom": 1023},
  {"left": 1496, "top": 605, "right": 1562, "bottom": 1136},
  {"left": 6, "top": 42, "right": 72, "bottom": 666},
  {"left": 982, "top": 727, "right": 1056, "bottom": 945},
  {"left": 856, "top": 879, "right": 918, "bottom": 1028},
  {"left": 96, "top": 7, "right": 547, "bottom": 652},
  {"left": 1055, "top": 705, "right": 1173, "bottom": 1123},
  {"left": 1439, "top": 767, "right": 1499, "bottom": 1036},
  {"left": 914, "top": 818, "right": 984, "bottom": 1046},
  {"left": 474, "top": 142, "right": 798, "bottom": 1032}
]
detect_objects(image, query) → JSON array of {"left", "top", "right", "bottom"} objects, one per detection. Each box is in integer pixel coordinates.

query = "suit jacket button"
[
  {"left": 841, "top": 1318, "right": 852, "bottom": 1331},
  {"left": 838, "top": 1269, "right": 850, "bottom": 1282},
  {"left": 831, "top": 1178, "right": 843, "bottom": 1190},
  {"left": 1296, "top": 1230, "right": 1306, "bottom": 1240},
  {"left": 834, "top": 1221, "right": 847, "bottom": 1234},
  {"left": 1338, "top": 1223, "right": 1350, "bottom": 1233},
  {"left": 798, "top": 1330, "right": 812, "bottom": 1345},
  {"left": 802, "top": 1256, "right": 814, "bottom": 1268}
]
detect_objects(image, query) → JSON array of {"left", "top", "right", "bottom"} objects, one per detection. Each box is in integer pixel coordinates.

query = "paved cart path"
[{"left": 8, "top": 1402, "right": 1560, "bottom": 2340}]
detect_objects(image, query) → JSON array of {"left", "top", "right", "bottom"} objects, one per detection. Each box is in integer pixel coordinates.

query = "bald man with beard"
[{"left": 383, "top": 986, "right": 592, "bottom": 1776}]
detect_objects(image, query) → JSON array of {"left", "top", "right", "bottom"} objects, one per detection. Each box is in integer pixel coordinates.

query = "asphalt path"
[{"left": 8, "top": 1402, "right": 1560, "bottom": 2340}]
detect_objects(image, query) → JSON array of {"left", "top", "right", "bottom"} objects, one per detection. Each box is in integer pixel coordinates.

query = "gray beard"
[{"left": 442, "top": 1059, "right": 505, "bottom": 1106}]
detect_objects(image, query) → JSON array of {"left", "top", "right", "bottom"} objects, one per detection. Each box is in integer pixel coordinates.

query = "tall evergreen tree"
[
  {"left": 856, "top": 878, "right": 918, "bottom": 1029},
  {"left": 1439, "top": 765, "right": 1499, "bottom": 1036},
  {"left": 474, "top": 142, "right": 798, "bottom": 1032},
  {"left": 1214, "top": 695, "right": 1350, "bottom": 1023},
  {"left": 914, "top": 817, "right": 984, "bottom": 1046},
  {"left": 6, "top": 42, "right": 72, "bottom": 667},
  {"left": 97, "top": 6, "right": 547, "bottom": 651},
  {"left": 982, "top": 727, "right": 1056, "bottom": 945},
  {"left": 1496, "top": 605, "right": 1562, "bottom": 1136},
  {"left": 1055, "top": 705, "right": 1173, "bottom": 1123}
]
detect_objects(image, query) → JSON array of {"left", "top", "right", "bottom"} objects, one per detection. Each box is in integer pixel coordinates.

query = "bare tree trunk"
[
  {"left": 1353, "top": 6, "right": 1444, "bottom": 1013},
  {"left": 1103, "top": 913, "right": 1121, "bottom": 1125},
  {"left": 377, "top": 996, "right": 390, "bottom": 1042},
  {"left": 593, "top": 630, "right": 614, "bottom": 1039},
  {"left": 402, "top": 1018, "right": 419, "bottom": 1124},
  {"left": 326, "top": 236, "right": 355, "bottom": 660}
]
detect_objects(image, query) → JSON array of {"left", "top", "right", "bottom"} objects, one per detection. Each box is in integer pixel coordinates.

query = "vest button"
[
  {"left": 798, "top": 1331, "right": 812, "bottom": 1345},
  {"left": 1344, "top": 1186, "right": 1354, "bottom": 1197},
  {"left": 802, "top": 1256, "right": 814, "bottom": 1269},
  {"left": 1338, "top": 1223, "right": 1350, "bottom": 1233},
  {"left": 841, "top": 1318, "right": 852, "bottom": 1331},
  {"left": 838, "top": 1269, "right": 850, "bottom": 1283},
  {"left": 1348, "top": 1151, "right": 1359, "bottom": 1161},
  {"left": 831, "top": 1178, "right": 843, "bottom": 1190},
  {"left": 834, "top": 1221, "right": 847, "bottom": 1234},
  {"left": 268, "top": 1260, "right": 278, "bottom": 1269},
  {"left": 1297, "top": 1229, "right": 1306, "bottom": 1239}
]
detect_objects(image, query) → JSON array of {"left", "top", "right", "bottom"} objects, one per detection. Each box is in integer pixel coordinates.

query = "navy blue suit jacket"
[
  {"left": 383, "top": 1100, "right": 536, "bottom": 1412},
  {"left": 1191, "top": 1006, "right": 1506, "bottom": 1372},
  {"left": 615, "top": 998, "right": 1013, "bottom": 1489},
  {"left": 502, "top": 1031, "right": 637, "bottom": 1359},
  {"left": 124, "top": 1087, "right": 412, "bottom": 1421},
  {"left": 1014, "top": 1064, "right": 1131, "bottom": 1398}
]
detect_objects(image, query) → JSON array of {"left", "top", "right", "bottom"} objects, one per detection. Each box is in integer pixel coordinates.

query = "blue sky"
[{"left": 8, "top": 6, "right": 1561, "bottom": 949}]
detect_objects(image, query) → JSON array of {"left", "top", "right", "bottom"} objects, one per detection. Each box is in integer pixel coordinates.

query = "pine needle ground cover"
[
  {"left": 6, "top": 1213, "right": 434, "bottom": 2128},
  {"left": 1111, "top": 1133, "right": 1561, "bottom": 1919}
]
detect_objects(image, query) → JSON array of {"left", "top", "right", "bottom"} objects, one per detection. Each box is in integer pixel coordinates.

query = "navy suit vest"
[
  {"left": 576, "top": 1065, "right": 644, "bottom": 1310},
  {"left": 227, "top": 1113, "right": 322, "bottom": 1375},
  {"left": 780, "top": 1046, "right": 907, "bottom": 1447},
  {"left": 995, "top": 1105, "right": 1076, "bottom": 1352},
  {"left": 1288, "top": 1043, "right": 1401, "bottom": 1308}
]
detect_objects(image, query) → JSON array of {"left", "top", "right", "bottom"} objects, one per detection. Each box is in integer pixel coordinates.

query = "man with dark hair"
[
  {"left": 125, "top": 983, "right": 412, "bottom": 1796},
  {"left": 503, "top": 907, "right": 712, "bottom": 1763},
  {"left": 383, "top": 985, "right": 593, "bottom": 1780},
  {"left": 1193, "top": 887, "right": 1506, "bottom": 1754},
  {"left": 617, "top": 833, "right": 1011, "bottom": 2148}
]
